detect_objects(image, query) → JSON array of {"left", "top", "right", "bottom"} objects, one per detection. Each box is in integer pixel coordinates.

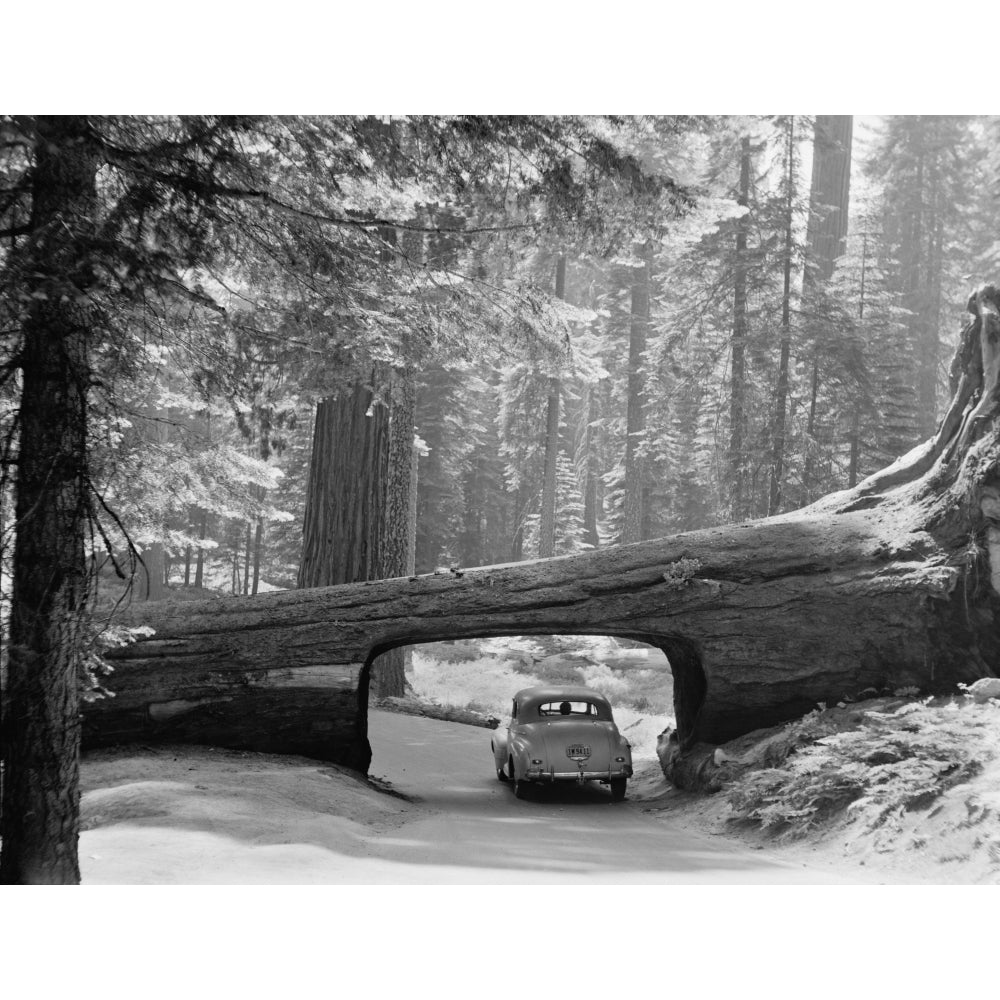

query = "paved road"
[{"left": 363, "top": 710, "right": 855, "bottom": 883}]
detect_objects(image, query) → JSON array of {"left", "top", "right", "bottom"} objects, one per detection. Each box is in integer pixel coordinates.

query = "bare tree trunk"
[
  {"left": 372, "top": 373, "right": 415, "bottom": 698},
  {"left": 802, "top": 116, "right": 853, "bottom": 499},
  {"left": 243, "top": 523, "right": 251, "bottom": 595},
  {"left": 299, "top": 368, "right": 412, "bottom": 696},
  {"left": 0, "top": 481, "right": 6, "bottom": 678},
  {"left": 911, "top": 152, "right": 934, "bottom": 438},
  {"left": 768, "top": 118, "right": 796, "bottom": 516},
  {"left": 250, "top": 410, "right": 272, "bottom": 597},
  {"left": 194, "top": 511, "right": 207, "bottom": 588},
  {"left": 140, "top": 401, "right": 168, "bottom": 601},
  {"left": 1, "top": 117, "right": 96, "bottom": 884},
  {"left": 581, "top": 383, "right": 601, "bottom": 549},
  {"left": 408, "top": 435, "right": 419, "bottom": 575},
  {"left": 403, "top": 431, "right": 421, "bottom": 676},
  {"left": 511, "top": 485, "right": 525, "bottom": 561},
  {"left": 539, "top": 255, "right": 566, "bottom": 558},
  {"left": 251, "top": 516, "right": 263, "bottom": 596},
  {"left": 848, "top": 233, "right": 869, "bottom": 488},
  {"left": 623, "top": 243, "right": 650, "bottom": 543},
  {"left": 730, "top": 137, "right": 752, "bottom": 520},
  {"left": 539, "top": 379, "right": 560, "bottom": 557},
  {"left": 805, "top": 116, "right": 853, "bottom": 279},
  {"left": 142, "top": 544, "right": 166, "bottom": 601}
]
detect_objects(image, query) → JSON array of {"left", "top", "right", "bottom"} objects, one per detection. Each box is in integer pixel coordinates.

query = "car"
[{"left": 490, "top": 685, "right": 633, "bottom": 801}]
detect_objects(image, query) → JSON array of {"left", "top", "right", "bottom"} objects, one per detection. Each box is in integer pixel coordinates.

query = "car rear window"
[{"left": 537, "top": 701, "right": 598, "bottom": 717}]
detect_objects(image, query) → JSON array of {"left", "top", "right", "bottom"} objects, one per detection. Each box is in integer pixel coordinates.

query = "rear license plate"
[{"left": 566, "top": 745, "right": 591, "bottom": 761}]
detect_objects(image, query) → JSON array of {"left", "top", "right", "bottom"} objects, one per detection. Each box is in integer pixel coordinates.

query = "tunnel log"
[{"left": 83, "top": 288, "right": 1000, "bottom": 774}]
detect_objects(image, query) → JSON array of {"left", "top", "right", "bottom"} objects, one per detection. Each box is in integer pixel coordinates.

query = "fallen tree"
[{"left": 85, "top": 288, "right": 1000, "bottom": 774}]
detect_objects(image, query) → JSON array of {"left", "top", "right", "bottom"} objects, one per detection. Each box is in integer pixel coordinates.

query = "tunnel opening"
[{"left": 358, "top": 631, "right": 708, "bottom": 781}]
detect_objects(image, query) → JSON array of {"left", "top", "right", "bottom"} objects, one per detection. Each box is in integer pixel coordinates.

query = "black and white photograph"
[{"left": 2, "top": 6, "right": 996, "bottom": 994}]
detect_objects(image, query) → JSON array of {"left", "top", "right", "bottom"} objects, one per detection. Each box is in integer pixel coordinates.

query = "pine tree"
[{"left": 865, "top": 116, "right": 986, "bottom": 442}]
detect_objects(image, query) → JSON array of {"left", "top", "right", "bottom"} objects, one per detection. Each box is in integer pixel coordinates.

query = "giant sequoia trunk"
[
  {"left": 297, "top": 374, "right": 413, "bottom": 698},
  {"left": 84, "top": 289, "right": 1000, "bottom": 781},
  {"left": 1, "top": 118, "right": 96, "bottom": 884},
  {"left": 297, "top": 385, "right": 388, "bottom": 588},
  {"left": 371, "top": 373, "right": 415, "bottom": 698}
]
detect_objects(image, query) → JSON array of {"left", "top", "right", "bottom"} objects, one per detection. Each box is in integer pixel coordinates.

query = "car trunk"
[{"left": 540, "top": 720, "right": 614, "bottom": 774}]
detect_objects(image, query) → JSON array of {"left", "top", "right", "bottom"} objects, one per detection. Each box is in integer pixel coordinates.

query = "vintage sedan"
[{"left": 491, "top": 685, "right": 633, "bottom": 801}]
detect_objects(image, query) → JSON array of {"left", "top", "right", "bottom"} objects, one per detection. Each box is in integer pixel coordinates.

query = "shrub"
[{"left": 726, "top": 698, "right": 999, "bottom": 838}]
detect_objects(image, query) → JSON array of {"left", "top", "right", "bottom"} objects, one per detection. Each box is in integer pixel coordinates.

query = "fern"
[{"left": 726, "top": 697, "right": 1000, "bottom": 838}]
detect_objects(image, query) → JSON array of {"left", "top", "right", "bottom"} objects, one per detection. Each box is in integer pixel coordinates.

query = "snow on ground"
[{"left": 80, "top": 745, "right": 413, "bottom": 884}]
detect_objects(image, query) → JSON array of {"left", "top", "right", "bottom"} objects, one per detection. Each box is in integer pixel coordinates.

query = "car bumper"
[{"left": 525, "top": 767, "right": 633, "bottom": 782}]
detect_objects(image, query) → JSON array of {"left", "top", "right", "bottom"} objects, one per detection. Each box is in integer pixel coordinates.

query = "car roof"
[{"left": 513, "top": 685, "right": 611, "bottom": 708}]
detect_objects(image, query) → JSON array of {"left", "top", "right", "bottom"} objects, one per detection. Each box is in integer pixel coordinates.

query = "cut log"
[{"left": 83, "top": 288, "right": 1000, "bottom": 778}]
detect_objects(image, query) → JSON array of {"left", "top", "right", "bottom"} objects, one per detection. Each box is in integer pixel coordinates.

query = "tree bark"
[
  {"left": 297, "top": 382, "right": 388, "bottom": 588},
  {"left": 141, "top": 543, "right": 166, "bottom": 601},
  {"left": 408, "top": 435, "right": 420, "bottom": 575},
  {"left": 371, "top": 373, "right": 415, "bottom": 699},
  {"left": 299, "top": 371, "right": 412, "bottom": 697},
  {"left": 804, "top": 116, "right": 853, "bottom": 283},
  {"left": 1, "top": 117, "right": 97, "bottom": 884}
]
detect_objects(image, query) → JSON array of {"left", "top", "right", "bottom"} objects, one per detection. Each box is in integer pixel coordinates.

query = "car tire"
[
  {"left": 511, "top": 760, "right": 530, "bottom": 800},
  {"left": 610, "top": 777, "right": 627, "bottom": 802},
  {"left": 497, "top": 765, "right": 508, "bottom": 783}
]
